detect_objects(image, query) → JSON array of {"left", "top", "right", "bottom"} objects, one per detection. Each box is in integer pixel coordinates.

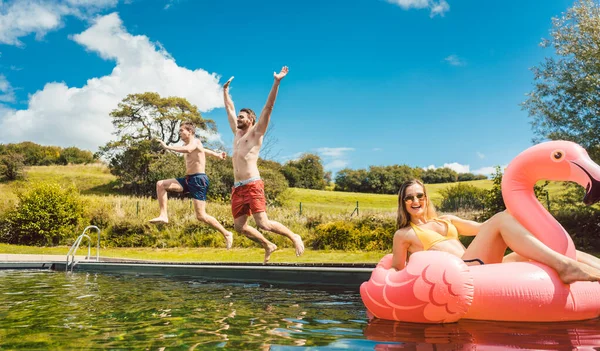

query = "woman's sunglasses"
[{"left": 403, "top": 193, "right": 426, "bottom": 203}]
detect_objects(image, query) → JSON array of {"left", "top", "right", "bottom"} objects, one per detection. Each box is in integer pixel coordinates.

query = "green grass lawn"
[
  {"left": 284, "top": 180, "right": 494, "bottom": 214},
  {"left": 0, "top": 243, "right": 386, "bottom": 264},
  {"left": 0, "top": 164, "right": 575, "bottom": 216}
]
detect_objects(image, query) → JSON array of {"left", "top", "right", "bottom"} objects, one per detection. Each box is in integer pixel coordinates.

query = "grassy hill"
[{"left": 0, "top": 165, "right": 571, "bottom": 214}]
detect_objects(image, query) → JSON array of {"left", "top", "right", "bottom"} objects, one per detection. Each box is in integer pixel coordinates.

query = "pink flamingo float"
[{"left": 360, "top": 140, "right": 600, "bottom": 323}]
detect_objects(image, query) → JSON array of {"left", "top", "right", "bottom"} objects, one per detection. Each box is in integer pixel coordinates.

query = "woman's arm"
[
  {"left": 392, "top": 229, "right": 412, "bottom": 270},
  {"left": 440, "top": 214, "right": 482, "bottom": 236}
]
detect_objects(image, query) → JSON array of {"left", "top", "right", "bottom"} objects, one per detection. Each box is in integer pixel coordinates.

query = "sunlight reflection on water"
[{"left": 0, "top": 269, "right": 599, "bottom": 350}]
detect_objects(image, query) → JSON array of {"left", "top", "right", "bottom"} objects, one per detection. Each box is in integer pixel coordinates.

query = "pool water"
[{"left": 1, "top": 270, "right": 600, "bottom": 350}]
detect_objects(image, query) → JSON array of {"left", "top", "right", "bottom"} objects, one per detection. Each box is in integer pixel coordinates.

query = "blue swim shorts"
[{"left": 176, "top": 173, "right": 209, "bottom": 201}]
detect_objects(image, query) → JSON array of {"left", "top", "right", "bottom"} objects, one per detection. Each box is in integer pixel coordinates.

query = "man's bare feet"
[
  {"left": 291, "top": 234, "right": 304, "bottom": 257},
  {"left": 263, "top": 243, "right": 278, "bottom": 264},
  {"left": 224, "top": 231, "right": 234, "bottom": 250},
  {"left": 149, "top": 216, "right": 169, "bottom": 224},
  {"left": 557, "top": 258, "right": 600, "bottom": 284}
]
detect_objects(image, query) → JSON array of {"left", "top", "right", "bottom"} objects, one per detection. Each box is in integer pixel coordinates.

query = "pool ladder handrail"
[{"left": 66, "top": 225, "right": 101, "bottom": 272}]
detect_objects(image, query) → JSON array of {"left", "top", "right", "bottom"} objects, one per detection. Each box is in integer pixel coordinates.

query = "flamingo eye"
[{"left": 551, "top": 150, "right": 565, "bottom": 162}]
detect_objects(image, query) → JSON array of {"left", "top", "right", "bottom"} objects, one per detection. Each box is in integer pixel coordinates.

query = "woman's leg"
[
  {"left": 504, "top": 250, "right": 600, "bottom": 270},
  {"left": 463, "top": 211, "right": 600, "bottom": 284}
]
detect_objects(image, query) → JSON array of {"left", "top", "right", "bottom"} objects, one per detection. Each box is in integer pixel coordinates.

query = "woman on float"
[{"left": 392, "top": 179, "right": 600, "bottom": 284}]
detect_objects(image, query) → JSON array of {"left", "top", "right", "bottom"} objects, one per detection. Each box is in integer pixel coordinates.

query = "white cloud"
[
  {"left": 316, "top": 147, "right": 354, "bottom": 171},
  {"left": 0, "top": 0, "right": 118, "bottom": 46},
  {"left": 423, "top": 162, "right": 469, "bottom": 173},
  {"left": 476, "top": 151, "right": 485, "bottom": 159},
  {"left": 385, "top": 0, "right": 450, "bottom": 17},
  {"left": 429, "top": 0, "right": 449, "bottom": 17},
  {"left": 372, "top": 147, "right": 382, "bottom": 151},
  {"left": 444, "top": 54, "right": 465, "bottom": 66},
  {"left": 324, "top": 159, "right": 350, "bottom": 170},
  {"left": 316, "top": 147, "right": 354, "bottom": 158},
  {"left": 0, "top": 75, "right": 16, "bottom": 103},
  {"left": 425, "top": 162, "right": 507, "bottom": 176},
  {"left": 280, "top": 152, "right": 305, "bottom": 163},
  {"left": 196, "top": 129, "right": 224, "bottom": 146},
  {"left": 473, "top": 165, "right": 507, "bottom": 176},
  {"left": 0, "top": 13, "right": 224, "bottom": 151},
  {"left": 442, "top": 162, "right": 470, "bottom": 173},
  {"left": 164, "top": 0, "right": 182, "bottom": 10}
]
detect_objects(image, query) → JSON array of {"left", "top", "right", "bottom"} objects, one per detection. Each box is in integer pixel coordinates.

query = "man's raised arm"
[
  {"left": 223, "top": 77, "right": 237, "bottom": 134},
  {"left": 255, "top": 66, "right": 288, "bottom": 136}
]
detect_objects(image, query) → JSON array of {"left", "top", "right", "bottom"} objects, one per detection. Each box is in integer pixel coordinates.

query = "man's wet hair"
[{"left": 181, "top": 121, "right": 196, "bottom": 133}]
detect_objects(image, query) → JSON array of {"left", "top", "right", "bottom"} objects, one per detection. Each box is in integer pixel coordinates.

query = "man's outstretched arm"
[
  {"left": 223, "top": 76, "right": 237, "bottom": 134},
  {"left": 255, "top": 66, "right": 288, "bottom": 136},
  {"left": 205, "top": 148, "right": 227, "bottom": 159},
  {"left": 156, "top": 139, "right": 197, "bottom": 154}
]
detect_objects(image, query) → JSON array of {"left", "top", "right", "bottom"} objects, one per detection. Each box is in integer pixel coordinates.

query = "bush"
[
  {"left": 439, "top": 183, "right": 487, "bottom": 212},
  {"left": 0, "top": 153, "right": 26, "bottom": 181},
  {"left": 554, "top": 206, "right": 600, "bottom": 252},
  {"left": 308, "top": 215, "right": 395, "bottom": 251},
  {"left": 106, "top": 221, "right": 156, "bottom": 247},
  {"left": 4, "top": 183, "right": 85, "bottom": 245}
]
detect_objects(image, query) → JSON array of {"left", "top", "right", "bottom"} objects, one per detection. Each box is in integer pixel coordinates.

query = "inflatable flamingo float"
[{"left": 360, "top": 141, "right": 600, "bottom": 323}]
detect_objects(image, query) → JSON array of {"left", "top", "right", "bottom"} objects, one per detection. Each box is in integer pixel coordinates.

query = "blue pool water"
[{"left": 1, "top": 269, "right": 599, "bottom": 350}]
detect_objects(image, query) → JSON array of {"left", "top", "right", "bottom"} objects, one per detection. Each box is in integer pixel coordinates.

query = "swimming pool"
[{"left": 1, "top": 269, "right": 599, "bottom": 350}]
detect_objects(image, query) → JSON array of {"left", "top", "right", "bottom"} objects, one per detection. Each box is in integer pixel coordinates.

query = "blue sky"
[{"left": 0, "top": 0, "right": 575, "bottom": 176}]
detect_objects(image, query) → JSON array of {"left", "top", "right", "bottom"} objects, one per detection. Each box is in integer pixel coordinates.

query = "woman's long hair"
[{"left": 396, "top": 179, "right": 437, "bottom": 229}]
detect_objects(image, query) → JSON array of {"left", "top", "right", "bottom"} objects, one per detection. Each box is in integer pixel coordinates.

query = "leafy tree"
[
  {"left": 523, "top": 0, "right": 600, "bottom": 162},
  {"left": 0, "top": 153, "right": 26, "bottom": 180},
  {"left": 281, "top": 153, "right": 327, "bottom": 190},
  {"left": 479, "top": 166, "right": 505, "bottom": 221},
  {"left": 334, "top": 165, "right": 418, "bottom": 193},
  {"left": 457, "top": 173, "right": 488, "bottom": 181},
  {"left": 59, "top": 147, "right": 95, "bottom": 164},
  {"left": 99, "top": 92, "right": 220, "bottom": 195},
  {"left": 334, "top": 168, "right": 369, "bottom": 192},
  {"left": 421, "top": 167, "right": 458, "bottom": 184}
]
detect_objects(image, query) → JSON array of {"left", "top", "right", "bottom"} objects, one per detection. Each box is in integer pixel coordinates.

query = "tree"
[
  {"left": 99, "top": 92, "right": 219, "bottom": 195},
  {"left": 421, "top": 167, "right": 458, "bottom": 184},
  {"left": 0, "top": 153, "right": 26, "bottom": 180},
  {"left": 59, "top": 147, "right": 95, "bottom": 164},
  {"left": 281, "top": 153, "right": 327, "bottom": 190},
  {"left": 523, "top": 0, "right": 600, "bottom": 162},
  {"left": 457, "top": 173, "right": 488, "bottom": 181}
]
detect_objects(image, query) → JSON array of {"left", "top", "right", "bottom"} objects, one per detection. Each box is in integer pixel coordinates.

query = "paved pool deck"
[{"left": 0, "top": 254, "right": 375, "bottom": 290}]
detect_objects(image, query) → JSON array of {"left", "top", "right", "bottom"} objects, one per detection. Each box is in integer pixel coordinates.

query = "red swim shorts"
[{"left": 231, "top": 180, "right": 267, "bottom": 219}]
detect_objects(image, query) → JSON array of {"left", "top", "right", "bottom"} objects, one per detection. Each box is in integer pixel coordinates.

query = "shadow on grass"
[{"left": 82, "top": 180, "right": 121, "bottom": 195}]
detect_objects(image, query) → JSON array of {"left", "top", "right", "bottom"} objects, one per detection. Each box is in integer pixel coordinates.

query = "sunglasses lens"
[{"left": 404, "top": 193, "right": 425, "bottom": 202}]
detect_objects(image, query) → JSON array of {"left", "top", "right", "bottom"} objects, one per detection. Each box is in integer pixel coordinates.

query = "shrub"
[
  {"left": 4, "top": 183, "right": 85, "bottom": 245},
  {"left": 308, "top": 215, "right": 395, "bottom": 251},
  {"left": 0, "top": 153, "right": 26, "bottom": 181},
  {"left": 439, "top": 183, "right": 487, "bottom": 212},
  {"left": 554, "top": 206, "right": 600, "bottom": 252},
  {"left": 106, "top": 221, "right": 155, "bottom": 247}
]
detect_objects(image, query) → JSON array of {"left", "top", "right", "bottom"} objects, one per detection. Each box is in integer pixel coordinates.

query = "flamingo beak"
[{"left": 571, "top": 158, "right": 600, "bottom": 205}]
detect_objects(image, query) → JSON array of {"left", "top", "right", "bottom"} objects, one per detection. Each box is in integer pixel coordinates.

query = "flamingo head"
[{"left": 511, "top": 141, "right": 600, "bottom": 205}]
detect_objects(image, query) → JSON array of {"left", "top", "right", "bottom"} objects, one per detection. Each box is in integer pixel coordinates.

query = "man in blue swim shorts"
[{"left": 150, "top": 121, "right": 234, "bottom": 249}]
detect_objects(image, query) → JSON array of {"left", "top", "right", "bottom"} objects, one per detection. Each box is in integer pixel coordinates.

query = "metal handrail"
[{"left": 66, "top": 226, "right": 101, "bottom": 272}]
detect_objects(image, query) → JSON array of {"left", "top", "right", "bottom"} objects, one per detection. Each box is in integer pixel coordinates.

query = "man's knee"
[
  {"left": 156, "top": 180, "right": 164, "bottom": 189},
  {"left": 256, "top": 221, "right": 272, "bottom": 232},
  {"left": 234, "top": 222, "right": 246, "bottom": 233},
  {"left": 196, "top": 213, "right": 209, "bottom": 223}
]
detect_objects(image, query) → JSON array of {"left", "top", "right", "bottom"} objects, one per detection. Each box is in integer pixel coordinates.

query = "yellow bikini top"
[{"left": 409, "top": 218, "right": 459, "bottom": 250}]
